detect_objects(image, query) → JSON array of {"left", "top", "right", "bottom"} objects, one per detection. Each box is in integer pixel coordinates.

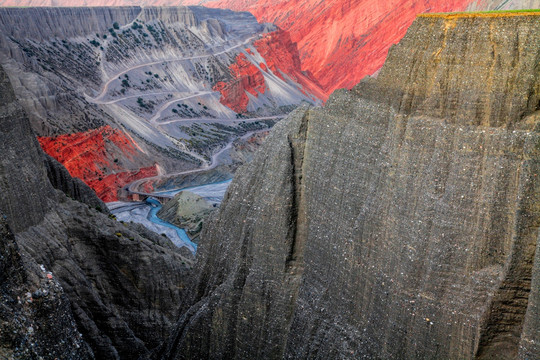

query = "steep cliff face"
[
  {"left": 0, "top": 63, "right": 194, "bottom": 359},
  {"left": 159, "top": 13, "right": 540, "bottom": 359}
]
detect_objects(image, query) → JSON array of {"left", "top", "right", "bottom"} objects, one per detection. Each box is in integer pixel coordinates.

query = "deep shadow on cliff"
[
  {"left": 0, "top": 63, "right": 194, "bottom": 359},
  {"left": 158, "top": 13, "right": 540, "bottom": 359}
]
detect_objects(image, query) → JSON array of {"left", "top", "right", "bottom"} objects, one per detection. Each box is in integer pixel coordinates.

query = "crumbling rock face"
[
  {"left": 15, "top": 199, "right": 193, "bottom": 359},
  {"left": 0, "top": 63, "right": 194, "bottom": 359},
  {"left": 160, "top": 14, "right": 540, "bottom": 359},
  {"left": 0, "top": 215, "right": 94, "bottom": 359}
]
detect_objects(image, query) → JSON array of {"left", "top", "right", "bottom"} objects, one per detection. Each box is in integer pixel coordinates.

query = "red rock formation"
[
  {"left": 253, "top": 29, "right": 326, "bottom": 100},
  {"left": 88, "top": 166, "right": 158, "bottom": 202},
  {"left": 205, "top": 0, "right": 476, "bottom": 94},
  {"left": 38, "top": 125, "right": 156, "bottom": 202},
  {"left": 213, "top": 52, "right": 267, "bottom": 113}
]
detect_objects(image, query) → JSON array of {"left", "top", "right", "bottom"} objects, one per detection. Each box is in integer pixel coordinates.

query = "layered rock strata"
[{"left": 159, "top": 13, "right": 540, "bottom": 359}]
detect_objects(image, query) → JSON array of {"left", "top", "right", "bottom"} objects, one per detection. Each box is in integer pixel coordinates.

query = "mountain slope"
[
  {"left": 201, "top": 0, "right": 540, "bottom": 94},
  {"left": 158, "top": 12, "right": 540, "bottom": 359},
  {"left": 0, "top": 6, "right": 322, "bottom": 201},
  {"left": 6, "top": 1, "right": 538, "bottom": 96}
]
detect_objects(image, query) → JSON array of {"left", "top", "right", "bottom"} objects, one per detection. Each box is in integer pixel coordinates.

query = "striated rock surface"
[
  {"left": 213, "top": 52, "right": 267, "bottom": 113},
  {"left": 159, "top": 13, "right": 540, "bottom": 359},
  {"left": 0, "top": 62, "right": 194, "bottom": 359}
]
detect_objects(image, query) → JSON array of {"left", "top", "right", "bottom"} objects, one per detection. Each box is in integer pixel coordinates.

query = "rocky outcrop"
[
  {"left": 0, "top": 60, "right": 54, "bottom": 233},
  {"left": 213, "top": 53, "right": 267, "bottom": 113},
  {"left": 0, "top": 215, "right": 94, "bottom": 359},
  {"left": 158, "top": 191, "right": 216, "bottom": 241},
  {"left": 44, "top": 154, "right": 109, "bottom": 212},
  {"left": 159, "top": 13, "right": 540, "bottom": 359},
  {"left": 253, "top": 29, "right": 326, "bottom": 101},
  {"left": 0, "top": 62, "right": 194, "bottom": 359}
]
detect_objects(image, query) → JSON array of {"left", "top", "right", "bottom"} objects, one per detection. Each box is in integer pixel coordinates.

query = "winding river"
[
  {"left": 146, "top": 198, "right": 197, "bottom": 251},
  {"left": 108, "top": 179, "right": 233, "bottom": 254},
  {"left": 109, "top": 128, "right": 270, "bottom": 254}
]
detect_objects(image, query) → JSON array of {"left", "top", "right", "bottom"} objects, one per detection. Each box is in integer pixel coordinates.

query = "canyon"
[
  {"left": 0, "top": 6, "right": 321, "bottom": 202},
  {"left": 0, "top": 62, "right": 194, "bottom": 359},
  {"left": 2, "top": 1, "right": 538, "bottom": 203},
  {"left": 0, "top": 1, "right": 539, "bottom": 360}
]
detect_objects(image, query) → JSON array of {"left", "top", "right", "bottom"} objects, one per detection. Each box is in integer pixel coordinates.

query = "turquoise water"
[
  {"left": 144, "top": 179, "right": 233, "bottom": 253},
  {"left": 146, "top": 198, "right": 197, "bottom": 252}
]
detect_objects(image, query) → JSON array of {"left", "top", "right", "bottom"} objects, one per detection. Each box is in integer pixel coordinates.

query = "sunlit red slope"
[
  {"left": 214, "top": 28, "right": 326, "bottom": 111},
  {"left": 213, "top": 53, "right": 267, "bottom": 113},
  {"left": 203, "top": 0, "right": 476, "bottom": 94},
  {"left": 38, "top": 126, "right": 157, "bottom": 202}
]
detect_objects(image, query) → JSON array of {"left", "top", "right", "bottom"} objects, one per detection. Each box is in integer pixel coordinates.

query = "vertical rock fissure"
[
  {"left": 281, "top": 110, "right": 310, "bottom": 355},
  {"left": 284, "top": 110, "right": 309, "bottom": 272}
]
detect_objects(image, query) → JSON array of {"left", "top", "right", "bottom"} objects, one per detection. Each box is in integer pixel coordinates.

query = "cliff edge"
[{"left": 159, "top": 13, "right": 540, "bottom": 359}]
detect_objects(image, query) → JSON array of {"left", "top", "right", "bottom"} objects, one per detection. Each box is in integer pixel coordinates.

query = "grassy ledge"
[{"left": 419, "top": 9, "right": 540, "bottom": 19}]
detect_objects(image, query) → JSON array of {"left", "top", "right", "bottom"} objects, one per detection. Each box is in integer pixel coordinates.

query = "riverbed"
[{"left": 107, "top": 179, "right": 233, "bottom": 253}]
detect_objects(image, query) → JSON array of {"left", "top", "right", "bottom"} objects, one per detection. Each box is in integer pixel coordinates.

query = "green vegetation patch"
[{"left": 421, "top": 9, "right": 540, "bottom": 17}]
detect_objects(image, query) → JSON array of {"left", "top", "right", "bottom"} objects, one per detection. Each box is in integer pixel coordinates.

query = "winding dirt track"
[
  {"left": 85, "top": 34, "right": 284, "bottom": 201},
  {"left": 149, "top": 92, "right": 214, "bottom": 124},
  {"left": 87, "top": 35, "right": 257, "bottom": 103},
  {"left": 126, "top": 128, "right": 274, "bottom": 198}
]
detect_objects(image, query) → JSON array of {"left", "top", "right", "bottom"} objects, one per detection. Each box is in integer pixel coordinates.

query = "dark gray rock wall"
[
  {"left": 0, "top": 215, "right": 94, "bottom": 359},
  {"left": 160, "top": 14, "right": 540, "bottom": 360},
  {"left": 43, "top": 153, "right": 109, "bottom": 213},
  {"left": 0, "top": 62, "right": 193, "bottom": 359},
  {"left": 0, "top": 63, "right": 54, "bottom": 232},
  {"left": 15, "top": 200, "right": 193, "bottom": 359}
]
